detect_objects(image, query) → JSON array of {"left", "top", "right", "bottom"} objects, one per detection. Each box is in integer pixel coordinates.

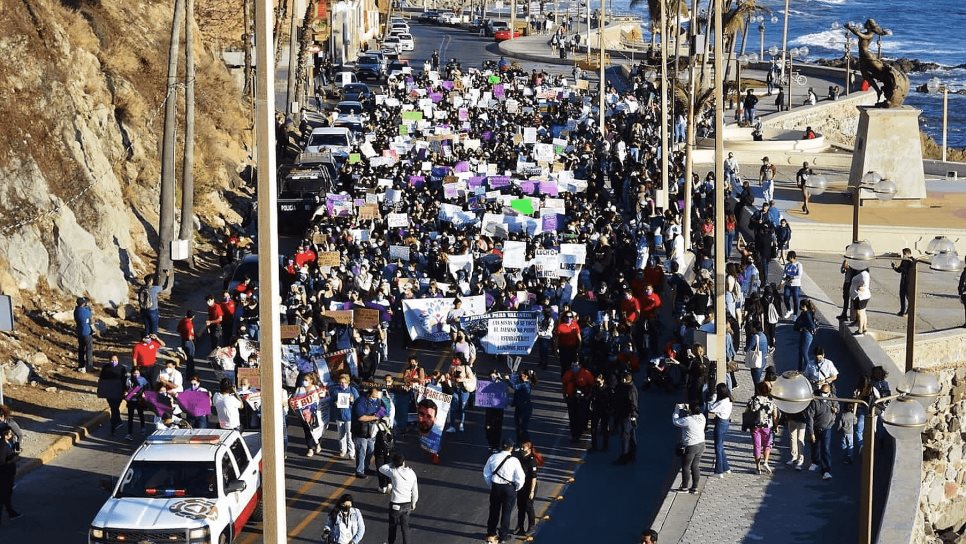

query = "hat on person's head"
[
  {"left": 501, "top": 438, "right": 515, "bottom": 450},
  {"left": 762, "top": 156, "right": 769, "bottom": 162}
]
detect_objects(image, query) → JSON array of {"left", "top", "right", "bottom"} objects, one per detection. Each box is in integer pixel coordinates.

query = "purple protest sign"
[
  {"left": 409, "top": 175, "right": 426, "bottom": 188},
  {"left": 458, "top": 108, "right": 469, "bottom": 121},
  {"left": 488, "top": 175, "right": 511, "bottom": 189},
  {"left": 176, "top": 390, "right": 212, "bottom": 418},
  {"left": 475, "top": 380, "right": 508, "bottom": 408},
  {"left": 539, "top": 180, "right": 559, "bottom": 196},
  {"left": 444, "top": 184, "right": 459, "bottom": 199},
  {"left": 353, "top": 198, "right": 365, "bottom": 207},
  {"left": 520, "top": 180, "right": 536, "bottom": 194},
  {"left": 493, "top": 84, "right": 505, "bottom": 99},
  {"left": 326, "top": 194, "right": 353, "bottom": 217},
  {"left": 442, "top": 80, "right": 455, "bottom": 91},
  {"left": 542, "top": 213, "right": 559, "bottom": 232},
  {"left": 454, "top": 161, "right": 470, "bottom": 173},
  {"left": 468, "top": 176, "right": 485, "bottom": 189},
  {"left": 142, "top": 391, "right": 173, "bottom": 415},
  {"left": 482, "top": 131, "right": 493, "bottom": 141},
  {"left": 430, "top": 92, "right": 444, "bottom": 103}
]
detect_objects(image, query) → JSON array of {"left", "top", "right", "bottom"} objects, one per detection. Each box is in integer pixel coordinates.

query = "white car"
[
  {"left": 382, "top": 36, "right": 402, "bottom": 53},
  {"left": 390, "top": 22, "right": 409, "bottom": 34},
  {"left": 390, "top": 16, "right": 406, "bottom": 26},
  {"left": 304, "top": 127, "right": 354, "bottom": 157},
  {"left": 89, "top": 430, "right": 263, "bottom": 544},
  {"left": 397, "top": 33, "right": 415, "bottom": 51},
  {"left": 440, "top": 13, "right": 461, "bottom": 25}
]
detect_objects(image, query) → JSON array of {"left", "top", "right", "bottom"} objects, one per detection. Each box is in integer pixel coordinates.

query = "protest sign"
[
  {"left": 535, "top": 249, "right": 560, "bottom": 278},
  {"left": 322, "top": 310, "right": 354, "bottom": 325},
  {"left": 236, "top": 367, "right": 261, "bottom": 390},
  {"left": 474, "top": 379, "right": 509, "bottom": 408},
  {"left": 317, "top": 251, "right": 341, "bottom": 267},
  {"left": 411, "top": 383, "right": 452, "bottom": 455},
  {"left": 353, "top": 308, "right": 380, "bottom": 330},
  {"left": 502, "top": 240, "right": 527, "bottom": 269},
  {"left": 348, "top": 153, "right": 361, "bottom": 164},
  {"left": 459, "top": 311, "right": 539, "bottom": 354},
  {"left": 389, "top": 244, "right": 410, "bottom": 261},
  {"left": 280, "top": 324, "right": 301, "bottom": 340},
  {"left": 326, "top": 194, "right": 353, "bottom": 217},
  {"left": 447, "top": 253, "right": 474, "bottom": 280},
  {"left": 403, "top": 298, "right": 457, "bottom": 342},
  {"left": 523, "top": 127, "right": 537, "bottom": 144},
  {"left": 539, "top": 180, "right": 559, "bottom": 196},
  {"left": 357, "top": 204, "right": 379, "bottom": 221},
  {"left": 541, "top": 212, "right": 559, "bottom": 233},
  {"left": 387, "top": 213, "right": 409, "bottom": 228},
  {"left": 510, "top": 198, "right": 534, "bottom": 215}
]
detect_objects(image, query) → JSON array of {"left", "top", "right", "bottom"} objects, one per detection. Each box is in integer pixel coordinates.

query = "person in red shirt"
[
  {"left": 293, "top": 245, "right": 317, "bottom": 269},
  {"left": 639, "top": 284, "right": 663, "bottom": 358},
  {"left": 176, "top": 310, "right": 197, "bottom": 379},
  {"left": 219, "top": 292, "right": 236, "bottom": 347},
  {"left": 619, "top": 288, "right": 641, "bottom": 325},
  {"left": 205, "top": 294, "right": 224, "bottom": 351},
  {"left": 132, "top": 334, "right": 165, "bottom": 386},
  {"left": 562, "top": 359, "right": 595, "bottom": 441},
  {"left": 644, "top": 258, "right": 666, "bottom": 293},
  {"left": 554, "top": 311, "right": 581, "bottom": 376}
]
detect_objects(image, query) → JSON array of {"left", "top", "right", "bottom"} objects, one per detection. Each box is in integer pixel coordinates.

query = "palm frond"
[{"left": 722, "top": 0, "right": 768, "bottom": 40}]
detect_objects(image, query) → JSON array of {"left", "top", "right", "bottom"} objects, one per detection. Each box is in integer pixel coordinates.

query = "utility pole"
[
  {"left": 683, "top": 0, "right": 698, "bottom": 250},
  {"left": 244, "top": 0, "right": 254, "bottom": 97},
  {"left": 157, "top": 0, "right": 185, "bottom": 286},
  {"left": 511, "top": 0, "right": 516, "bottom": 40},
  {"left": 286, "top": 0, "right": 303, "bottom": 118},
  {"left": 254, "top": 0, "right": 287, "bottom": 542},
  {"left": 658, "top": 0, "right": 669, "bottom": 211},
  {"left": 597, "top": 0, "right": 605, "bottom": 133},
  {"left": 713, "top": 0, "right": 726, "bottom": 387},
  {"left": 178, "top": 0, "right": 197, "bottom": 263}
]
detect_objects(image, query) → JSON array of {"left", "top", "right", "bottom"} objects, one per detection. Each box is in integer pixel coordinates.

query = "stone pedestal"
[{"left": 848, "top": 106, "right": 927, "bottom": 201}]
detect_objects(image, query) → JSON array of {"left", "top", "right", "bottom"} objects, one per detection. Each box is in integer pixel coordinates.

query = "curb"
[
  {"left": 16, "top": 409, "right": 110, "bottom": 480},
  {"left": 497, "top": 39, "right": 576, "bottom": 67}
]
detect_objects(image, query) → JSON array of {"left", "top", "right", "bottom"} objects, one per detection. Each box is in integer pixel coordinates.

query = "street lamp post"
[
  {"left": 926, "top": 77, "right": 950, "bottom": 163},
  {"left": 804, "top": 170, "right": 896, "bottom": 244},
  {"left": 905, "top": 237, "right": 965, "bottom": 371},
  {"left": 786, "top": 46, "right": 807, "bottom": 111},
  {"left": 772, "top": 369, "right": 936, "bottom": 544}
]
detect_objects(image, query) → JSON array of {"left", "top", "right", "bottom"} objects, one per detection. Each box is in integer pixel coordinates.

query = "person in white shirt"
[
  {"left": 782, "top": 251, "right": 804, "bottom": 318},
  {"left": 805, "top": 347, "right": 839, "bottom": 388},
  {"left": 213, "top": 378, "right": 243, "bottom": 430},
  {"left": 483, "top": 439, "right": 526, "bottom": 542},
  {"left": 378, "top": 453, "right": 419, "bottom": 544},
  {"left": 850, "top": 268, "right": 872, "bottom": 336},
  {"left": 724, "top": 152, "right": 740, "bottom": 189},
  {"left": 707, "top": 384, "right": 734, "bottom": 477},
  {"left": 672, "top": 402, "right": 706, "bottom": 493},
  {"left": 158, "top": 359, "right": 184, "bottom": 394}
]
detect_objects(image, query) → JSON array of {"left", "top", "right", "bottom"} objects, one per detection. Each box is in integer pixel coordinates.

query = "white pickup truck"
[{"left": 89, "top": 429, "right": 262, "bottom": 544}]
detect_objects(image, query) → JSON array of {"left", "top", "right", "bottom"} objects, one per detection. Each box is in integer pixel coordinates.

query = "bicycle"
[{"left": 779, "top": 70, "right": 807, "bottom": 87}]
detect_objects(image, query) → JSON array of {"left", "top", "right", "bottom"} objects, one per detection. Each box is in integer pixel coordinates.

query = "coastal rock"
[{"left": 6, "top": 360, "right": 31, "bottom": 386}]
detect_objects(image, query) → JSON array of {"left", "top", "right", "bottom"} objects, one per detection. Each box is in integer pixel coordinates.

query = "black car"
[
  {"left": 467, "top": 18, "right": 484, "bottom": 32},
  {"left": 356, "top": 54, "right": 385, "bottom": 81},
  {"left": 276, "top": 154, "right": 338, "bottom": 233},
  {"left": 418, "top": 10, "right": 440, "bottom": 23},
  {"left": 341, "top": 82, "right": 373, "bottom": 102}
]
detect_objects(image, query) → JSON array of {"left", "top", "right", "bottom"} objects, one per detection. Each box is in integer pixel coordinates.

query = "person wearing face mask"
[
  {"left": 805, "top": 383, "right": 838, "bottom": 480},
  {"left": 553, "top": 311, "right": 581, "bottom": 377},
  {"left": 322, "top": 494, "right": 365, "bottom": 544},
  {"left": 131, "top": 334, "right": 165, "bottom": 388},
  {"left": 561, "top": 359, "right": 595, "bottom": 442},
  {"left": 536, "top": 308, "right": 555, "bottom": 370},
  {"left": 613, "top": 371, "right": 639, "bottom": 465},
  {"left": 98, "top": 354, "right": 129, "bottom": 436},
  {"left": 204, "top": 294, "right": 224, "bottom": 352},
  {"left": 183, "top": 376, "right": 210, "bottom": 429}
]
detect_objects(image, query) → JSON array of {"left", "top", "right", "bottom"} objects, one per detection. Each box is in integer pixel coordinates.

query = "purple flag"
[
  {"left": 142, "top": 391, "right": 173, "bottom": 415},
  {"left": 442, "top": 80, "right": 455, "bottom": 91},
  {"left": 176, "top": 390, "right": 212, "bottom": 418},
  {"left": 430, "top": 92, "right": 444, "bottom": 103},
  {"left": 488, "top": 175, "right": 510, "bottom": 189},
  {"left": 409, "top": 175, "right": 426, "bottom": 188},
  {"left": 539, "top": 180, "right": 559, "bottom": 196},
  {"left": 454, "top": 161, "right": 470, "bottom": 173},
  {"left": 520, "top": 180, "right": 536, "bottom": 194}
]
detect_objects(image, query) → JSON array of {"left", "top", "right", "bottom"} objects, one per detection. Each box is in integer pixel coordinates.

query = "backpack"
[{"left": 137, "top": 285, "right": 151, "bottom": 310}]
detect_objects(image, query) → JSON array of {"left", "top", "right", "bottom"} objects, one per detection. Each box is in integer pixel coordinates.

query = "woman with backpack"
[
  {"left": 761, "top": 283, "right": 783, "bottom": 350},
  {"left": 747, "top": 382, "right": 778, "bottom": 474}
]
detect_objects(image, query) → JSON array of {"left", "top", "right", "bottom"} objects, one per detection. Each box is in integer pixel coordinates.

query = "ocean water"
[{"left": 608, "top": 0, "right": 966, "bottom": 150}]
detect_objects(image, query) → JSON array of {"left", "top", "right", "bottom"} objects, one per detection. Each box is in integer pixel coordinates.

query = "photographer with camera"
[{"left": 672, "top": 402, "right": 706, "bottom": 493}]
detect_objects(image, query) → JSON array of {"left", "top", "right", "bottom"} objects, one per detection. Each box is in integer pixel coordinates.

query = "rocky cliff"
[{"left": 0, "top": 0, "right": 251, "bottom": 309}]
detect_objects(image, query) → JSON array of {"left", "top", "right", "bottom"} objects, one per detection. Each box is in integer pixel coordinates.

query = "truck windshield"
[
  {"left": 308, "top": 133, "right": 349, "bottom": 147},
  {"left": 116, "top": 461, "right": 218, "bottom": 499}
]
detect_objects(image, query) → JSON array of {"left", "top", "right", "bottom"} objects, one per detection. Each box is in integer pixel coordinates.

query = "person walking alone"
[
  {"left": 891, "top": 248, "right": 913, "bottom": 316},
  {"left": 98, "top": 355, "right": 128, "bottom": 436},
  {"left": 514, "top": 441, "right": 541, "bottom": 536},
  {"left": 748, "top": 382, "right": 778, "bottom": 474},
  {"left": 0, "top": 424, "right": 22, "bottom": 524},
  {"left": 379, "top": 453, "right": 418, "bottom": 544},
  {"left": 805, "top": 383, "right": 837, "bottom": 480},
  {"left": 672, "top": 402, "right": 706, "bottom": 493},
  {"left": 758, "top": 157, "right": 777, "bottom": 206},
  {"left": 73, "top": 297, "right": 94, "bottom": 373},
  {"left": 613, "top": 371, "right": 639, "bottom": 465},
  {"left": 483, "top": 439, "right": 526, "bottom": 543}
]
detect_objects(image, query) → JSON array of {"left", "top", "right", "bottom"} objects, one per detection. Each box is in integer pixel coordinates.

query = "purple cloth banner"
[
  {"left": 520, "top": 180, "right": 536, "bottom": 194},
  {"left": 542, "top": 213, "right": 559, "bottom": 232},
  {"left": 142, "top": 391, "right": 173, "bottom": 415},
  {"left": 539, "top": 180, "right": 559, "bottom": 196},
  {"left": 409, "top": 175, "right": 426, "bottom": 188},
  {"left": 176, "top": 390, "right": 212, "bottom": 418},
  {"left": 468, "top": 176, "right": 485, "bottom": 189},
  {"left": 454, "top": 161, "right": 470, "bottom": 173},
  {"left": 442, "top": 80, "right": 455, "bottom": 91},
  {"left": 488, "top": 175, "right": 511, "bottom": 189}
]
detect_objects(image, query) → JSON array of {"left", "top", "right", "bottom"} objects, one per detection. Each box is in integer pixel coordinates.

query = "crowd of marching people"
[{"left": 65, "top": 43, "right": 914, "bottom": 542}]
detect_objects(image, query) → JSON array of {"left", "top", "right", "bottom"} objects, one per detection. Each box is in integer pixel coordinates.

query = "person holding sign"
[
  {"left": 332, "top": 373, "right": 360, "bottom": 459},
  {"left": 124, "top": 367, "right": 149, "bottom": 441},
  {"left": 446, "top": 356, "right": 477, "bottom": 433},
  {"left": 398, "top": 357, "right": 425, "bottom": 433}
]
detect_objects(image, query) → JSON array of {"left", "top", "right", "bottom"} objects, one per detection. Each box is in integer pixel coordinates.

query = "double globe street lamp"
[
  {"left": 903, "top": 236, "right": 965, "bottom": 370},
  {"left": 772, "top": 368, "right": 939, "bottom": 544},
  {"left": 803, "top": 170, "right": 897, "bottom": 250}
]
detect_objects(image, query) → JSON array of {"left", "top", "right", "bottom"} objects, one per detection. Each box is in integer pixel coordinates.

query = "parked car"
[
  {"left": 356, "top": 54, "right": 385, "bottom": 80},
  {"left": 390, "top": 22, "right": 409, "bottom": 34},
  {"left": 397, "top": 33, "right": 415, "bottom": 51},
  {"left": 387, "top": 59, "right": 411, "bottom": 78},
  {"left": 341, "top": 82, "right": 373, "bottom": 102},
  {"left": 304, "top": 126, "right": 354, "bottom": 156},
  {"left": 439, "top": 12, "right": 461, "bottom": 25},
  {"left": 334, "top": 100, "right": 365, "bottom": 116},
  {"left": 494, "top": 28, "right": 522, "bottom": 41},
  {"left": 381, "top": 35, "right": 402, "bottom": 53},
  {"left": 466, "top": 18, "right": 484, "bottom": 32}
]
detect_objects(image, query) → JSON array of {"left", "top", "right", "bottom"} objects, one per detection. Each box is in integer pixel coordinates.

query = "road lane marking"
[{"left": 287, "top": 473, "right": 358, "bottom": 539}]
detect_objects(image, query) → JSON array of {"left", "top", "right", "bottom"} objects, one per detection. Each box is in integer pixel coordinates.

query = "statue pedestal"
[{"left": 848, "top": 106, "right": 927, "bottom": 201}]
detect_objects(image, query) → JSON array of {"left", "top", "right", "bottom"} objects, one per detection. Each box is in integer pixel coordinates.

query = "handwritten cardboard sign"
[
  {"left": 317, "top": 251, "right": 341, "bottom": 267},
  {"left": 322, "top": 310, "right": 354, "bottom": 325},
  {"left": 237, "top": 367, "right": 261, "bottom": 390},
  {"left": 353, "top": 308, "right": 381, "bottom": 330},
  {"left": 280, "top": 324, "right": 301, "bottom": 340}
]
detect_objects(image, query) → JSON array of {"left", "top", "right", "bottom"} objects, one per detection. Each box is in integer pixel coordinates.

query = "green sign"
[
  {"left": 348, "top": 153, "right": 362, "bottom": 164},
  {"left": 399, "top": 124, "right": 409, "bottom": 135},
  {"left": 510, "top": 198, "right": 534, "bottom": 215},
  {"left": 402, "top": 111, "right": 423, "bottom": 121},
  {"left": 488, "top": 75, "right": 502, "bottom": 85}
]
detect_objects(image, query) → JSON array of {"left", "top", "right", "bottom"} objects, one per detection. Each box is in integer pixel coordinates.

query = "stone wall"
[{"left": 760, "top": 90, "right": 877, "bottom": 148}]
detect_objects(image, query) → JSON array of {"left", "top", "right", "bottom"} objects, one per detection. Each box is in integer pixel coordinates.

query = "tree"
[
  {"left": 178, "top": 0, "right": 197, "bottom": 265},
  {"left": 157, "top": 0, "right": 186, "bottom": 286}
]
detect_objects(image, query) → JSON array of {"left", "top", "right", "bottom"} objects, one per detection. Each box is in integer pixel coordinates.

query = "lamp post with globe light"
[
  {"left": 926, "top": 77, "right": 949, "bottom": 163},
  {"left": 786, "top": 45, "right": 808, "bottom": 110},
  {"left": 757, "top": 15, "right": 778, "bottom": 61},
  {"left": 903, "top": 237, "right": 965, "bottom": 371},
  {"left": 771, "top": 369, "right": 937, "bottom": 544},
  {"left": 803, "top": 170, "right": 896, "bottom": 244}
]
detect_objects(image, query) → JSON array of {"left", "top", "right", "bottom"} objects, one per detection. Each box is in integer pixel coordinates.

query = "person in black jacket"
[
  {"left": 613, "top": 371, "right": 639, "bottom": 465},
  {"left": 890, "top": 248, "right": 913, "bottom": 316},
  {"left": 587, "top": 373, "right": 615, "bottom": 453},
  {"left": 0, "top": 424, "right": 21, "bottom": 524},
  {"left": 99, "top": 355, "right": 129, "bottom": 435},
  {"left": 804, "top": 383, "right": 837, "bottom": 480}
]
